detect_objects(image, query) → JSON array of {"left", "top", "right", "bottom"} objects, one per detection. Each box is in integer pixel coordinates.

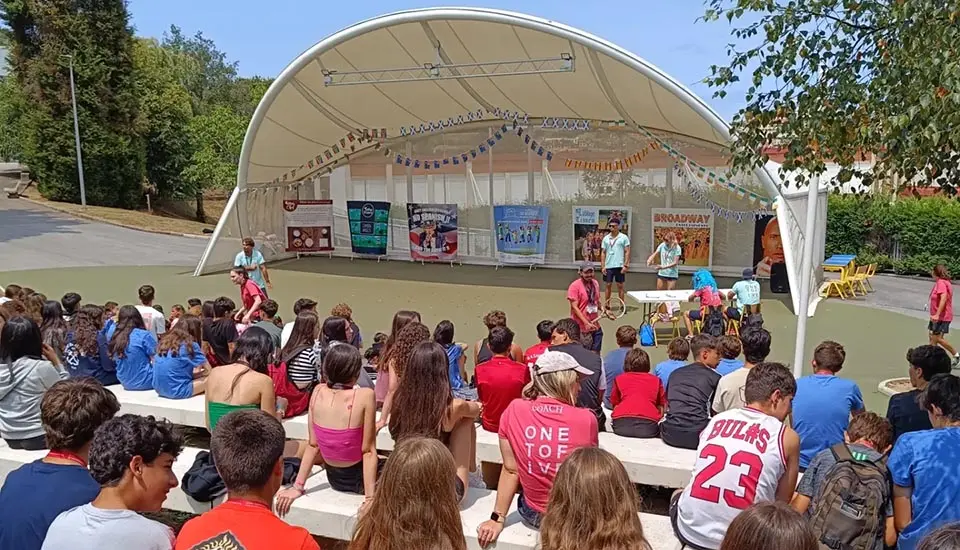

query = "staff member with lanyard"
[
  {"left": 567, "top": 263, "right": 603, "bottom": 353},
  {"left": 235, "top": 237, "right": 273, "bottom": 297},
  {"left": 600, "top": 220, "right": 631, "bottom": 309}
]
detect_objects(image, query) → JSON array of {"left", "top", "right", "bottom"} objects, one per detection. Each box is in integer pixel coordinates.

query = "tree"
[
  {"left": 704, "top": 0, "right": 960, "bottom": 192},
  {"left": 161, "top": 25, "right": 238, "bottom": 117},
  {"left": 0, "top": 74, "right": 26, "bottom": 161},
  {"left": 1, "top": 0, "right": 144, "bottom": 206}
]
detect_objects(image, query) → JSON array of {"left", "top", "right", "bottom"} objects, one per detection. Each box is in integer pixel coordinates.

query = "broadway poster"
[
  {"left": 346, "top": 200, "right": 390, "bottom": 256},
  {"left": 407, "top": 203, "right": 458, "bottom": 261},
  {"left": 573, "top": 206, "right": 632, "bottom": 263},
  {"left": 753, "top": 214, "right": 783, "bottom": 279},
  {"left": 651, "top": 208, "right": 713, "bottom": 267},
  {"left": 283, "top": 199, "right": 334, "bottom": 252},
  {"left": 494, "top": 205, "right": 549, "bottom": 264}
]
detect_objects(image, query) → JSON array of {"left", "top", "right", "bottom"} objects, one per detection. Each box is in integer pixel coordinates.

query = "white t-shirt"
[
  {"left": 280, "top": 321, "right": 294, "bottom": 348},
  {"left": 712, "top": 367, "right": 751, "bottom": 413},
  {"left": 136, "top": 305, "right": 166, "bottom": 338},
  {"left": 42, "top": 504, "right": 174, "bottom": 550}
]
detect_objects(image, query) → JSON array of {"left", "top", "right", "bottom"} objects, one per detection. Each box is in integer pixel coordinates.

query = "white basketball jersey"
[{"left": 676, "top": 407, "right": 786, "bottom": 549}]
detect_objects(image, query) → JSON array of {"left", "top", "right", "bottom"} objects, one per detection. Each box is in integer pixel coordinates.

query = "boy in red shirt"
[
  {"left": 523, "top": 320, "right": 554, "bottom": 368},
  {"left": 175, "top": 410, "right": 319, "bottom": 550},
  {"left": 610, "top": 348, "right": 667, "bottom": 438},
  {"left": 476, "top": 326, "right": 531, "bottom": 433}
]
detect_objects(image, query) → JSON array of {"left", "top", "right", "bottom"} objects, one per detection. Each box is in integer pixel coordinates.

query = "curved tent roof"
[{"left": 239, "top": 7, "right": 781, "bottom": 196}]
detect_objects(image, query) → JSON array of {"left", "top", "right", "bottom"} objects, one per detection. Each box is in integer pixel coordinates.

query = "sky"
[{"left": 128, "top": 0, "right": 748, "bottom": 120}]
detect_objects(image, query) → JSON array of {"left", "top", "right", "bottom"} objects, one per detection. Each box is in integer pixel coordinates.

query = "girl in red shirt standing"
[
  {"left": 929, "top": 264, "right": 959, "bottom": 367},
  {"left": 611, "top": 349, "right": 666, "bottom": 438}
]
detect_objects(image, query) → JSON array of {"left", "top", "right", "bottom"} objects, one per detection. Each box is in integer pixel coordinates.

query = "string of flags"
[
  {"left": 398, "top": 107, "right": 530, "bottom": 137},
  {"left": 562, "top": 147, "right": 651, "bottom": 171},
  {"left": 386, "top": 123, "right": 516, "bottom": 168},
  {"left": 270, "top": 129, "right": 385, "bottom": 184},
  {"left": 682, "top": 162, "right": 771, "bottom": 222}
]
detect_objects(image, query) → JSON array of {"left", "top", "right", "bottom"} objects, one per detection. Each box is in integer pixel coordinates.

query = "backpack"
[
  {"left": 809, "top": 444, "right": 890, "bottom": 550},
  {"left": 268, "top": 359, "right": 313, "bottom": 418},
  {"left": 702, "top": 307, "right": 725, "bottom": 337},
  {"left": 639, "top": 324, "right": 655, "bottom": 347},
  {"left": 741, "top": 312, "right": 764, "bottom": 331}
]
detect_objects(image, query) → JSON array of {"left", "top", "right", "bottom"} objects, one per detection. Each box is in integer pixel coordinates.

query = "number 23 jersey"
[{"left": 676, "top": 407, "right": 786, "bottom": 549}]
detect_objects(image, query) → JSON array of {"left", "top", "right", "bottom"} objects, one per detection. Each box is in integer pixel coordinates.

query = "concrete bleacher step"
[
  {"left": 109, "top": 387, "right": 697, "bottom": 489},
  {"left": 0, "top": 444, "right": 681, "bottom": 550}
]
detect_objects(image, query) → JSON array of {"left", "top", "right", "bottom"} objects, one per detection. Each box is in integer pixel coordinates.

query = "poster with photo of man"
[
  {"left": 753, "top": 215, "right": 784, "bottom": 279},
  {"left": 407, "top": 203, "right": 458, "bottom": 261}
]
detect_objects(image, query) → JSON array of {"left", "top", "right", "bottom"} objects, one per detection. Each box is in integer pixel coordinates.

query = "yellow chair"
[
  {"left": 850, "top": 265, "right": 872, "bottom": 294},
  {"left": 727, "top": 318, "right": 741, "bottom": 337},
  {"left": 821, "top": 271, "right": 858, "bottom": 299},
  {"left": 651, "top": 315, "right": 683, "bottom": 346}
]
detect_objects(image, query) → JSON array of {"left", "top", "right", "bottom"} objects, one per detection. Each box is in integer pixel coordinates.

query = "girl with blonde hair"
[
  {"left": 349, "top": 437, "right": 466, "bottom": 550},
  {"left": 539, "top": 447, "right": 650, "bottom": 550},
  {"left": 477, "top": 350, "right": 598, "bottom": 547}
]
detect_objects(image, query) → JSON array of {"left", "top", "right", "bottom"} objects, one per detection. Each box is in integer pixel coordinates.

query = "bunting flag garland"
[
  {"left": 684, "top": 175, "right": 771, "bottom": 223},
  {"left": 271, "top": 129, "right": 385, "bottom": 184},
  {"left": 398, "top": 107, "right": 529, "bottom": 137},
  {"left": 384, "top": 124, "right": 513, "bottom": 168},
  {"left": 562, "top": 147, "right": 651, "bottom": 171}
]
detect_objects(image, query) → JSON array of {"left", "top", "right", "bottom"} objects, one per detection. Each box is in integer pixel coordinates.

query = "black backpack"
[
  {"left": 702, "top": 306, "right": 725, "bottom": 337},
  {"left": 741, "top": 312, "right": 765, "bottom": 331},
  {"left": 809, "top": 444, "right": 889, "bottom": 550}
]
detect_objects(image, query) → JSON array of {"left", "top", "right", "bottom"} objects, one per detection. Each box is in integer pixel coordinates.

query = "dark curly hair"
[
  {"left": 381, "top": 322, "right": 430, "bottom": 380},
  {"left": 89, "top": 414, "right": 183, "bottom": 487},
  {"left": 73, "top": 304, "right": 105, "bottom": 358},
  {"left": 42, "top": 378, "right": 120, "bottom": 451}
]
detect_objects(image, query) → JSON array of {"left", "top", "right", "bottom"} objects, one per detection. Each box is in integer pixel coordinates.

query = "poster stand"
[
  {"left": 350, "top": 254, "right": 388, "bottom": 263},
  {"left": 495, "top": 262, "right": 536, "bottom": 271},
  {"left": 419, "top": 259, "right": 461, "bottom": 268},
  {"left": 295, "top": 252, "right": 333, "bottom": 260}
]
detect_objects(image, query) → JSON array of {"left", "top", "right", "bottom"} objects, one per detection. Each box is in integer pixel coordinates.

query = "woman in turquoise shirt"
[
  {"left": 107, "top": 305, "right": 157, "bottom": 391},
  {"left": 647, "top": 231, "right": 682, "bottom": 290}
]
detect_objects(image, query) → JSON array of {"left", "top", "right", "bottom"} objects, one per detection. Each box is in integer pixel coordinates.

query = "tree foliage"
[{"left": 704, "top": 0, "right": 960, "bottom": 192}]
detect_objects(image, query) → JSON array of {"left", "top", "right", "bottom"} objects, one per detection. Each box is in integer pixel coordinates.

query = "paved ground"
[{"left": 0, "top": 196, "right": 207, "bottom": 271}]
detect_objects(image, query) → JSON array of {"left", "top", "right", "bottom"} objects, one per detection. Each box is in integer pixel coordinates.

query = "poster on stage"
[
  {"left": 494, "top": 205, "right": 549, "bottom": 264},
  {"left": 283, "top": 199, "right": 334, "bottom": 252},
  {"left": 346, "top": 200, "right": 390, "bottom": 256},
  {"left": 407, "top": 203, "right": 458, "bottom": 261},
  {"left": 573, "top": 206, "right": 632, "bottom": 263},
  {"left": 651, "top": 208, "right": 714, "bottom": 267},
  {"left": 753, "top": 214, "right": 782, "bottom": 279}
]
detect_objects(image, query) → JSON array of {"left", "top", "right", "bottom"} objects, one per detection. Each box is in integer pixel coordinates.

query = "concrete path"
[{"left": 0, "top": 196, "right": 207, "bottom": 271}]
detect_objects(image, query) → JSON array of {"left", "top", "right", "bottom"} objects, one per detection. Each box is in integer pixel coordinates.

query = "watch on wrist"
[{"left": 490, "top": 511, "right": 505, "bottom": 524}]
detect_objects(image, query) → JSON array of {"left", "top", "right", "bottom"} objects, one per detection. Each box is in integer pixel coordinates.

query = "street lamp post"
[{"left": 62, "top": 54, "right": 86, "bottom": 206}]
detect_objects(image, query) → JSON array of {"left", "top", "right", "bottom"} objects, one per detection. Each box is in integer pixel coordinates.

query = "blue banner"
[
  {"left": 347, "top": 200, "right": 390, "bottom": 256},
  {"left": 494, "top": 205, "right": 549, "bottom": 264}
]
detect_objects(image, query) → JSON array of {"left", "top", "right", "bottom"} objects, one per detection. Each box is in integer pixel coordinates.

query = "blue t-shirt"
[
  {"left": 64, "top": 331, "right": 118, "bottom": 387},
  {"left": 0, "top": 460, "right": 100, "bottom": 550},
  {"left": 716, "top": 358, "right": 744, "bottom": 376},
  {"left": 731, "top": 280, "right": 761, "bottom": 308},
  {"left": 656, "top": 242, "right": 682, "bottom": 279},
  {"left": 108, "top": 327, "right": 157, "bottom": 391},
  {"left": 653, "top": 359, "right": 688, "bottom": 390},
  {"left": 153, "top": 343, "right": 206, "bottom": 400},
  {"left": 601, "top": 233, "right": 630, "bottom": 269},
  {"left": 793, "top": 374, "right": 865, "bottom": 468},
  {"left": 445, "top": 344, "right": 466, "bottom": 390},
  {"left": 235, "top": 249, "right": 267, "bottom": 290},
  {"left": 889, "top": 427, "right": 960, "bottom": 550},
  {"left": 602, "top": 347, "right": 630, "bottom": 408}
]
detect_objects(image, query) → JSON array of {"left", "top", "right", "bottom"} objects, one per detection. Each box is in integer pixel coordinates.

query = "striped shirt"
[{"left": 286, "top": 347, "right": 318, "bottom": 387}]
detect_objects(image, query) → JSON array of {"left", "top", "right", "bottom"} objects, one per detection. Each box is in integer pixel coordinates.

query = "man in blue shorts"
[{"left": 600, "top": 220, "right": 631, "bottom": 309}]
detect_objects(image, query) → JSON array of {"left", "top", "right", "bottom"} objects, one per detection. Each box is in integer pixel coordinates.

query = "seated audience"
[
  {"left": 539, "top": 447, "right": 651, "bottom": 550},
  {"left": 204, "top": 296, "right": 239, "bottom": 367},
  {"left": 40, "top": 301, "right": 68, "bottom": 363},
  {"left": 793, "top": 340, "right": 865, "bottom": 470},
  {"left": 890, "top": 374, "right": 960, "bottom": 550},
  {"left": 187, "top": 298, "right": 202, "bottom": 310},
  {"left": 60, "top": 292, "right": 81, "bottom": 325},
  {"left": 672, "top": 362, "right": 800, "bottom": 550},
  {"left": 918, "top": 523, "right": 960, "bottom": 550},
  {"left": 683, "top": 269, "right": 724, "bottom": 336},
  {"left": 720, "top": 502, "right": 817, "bottom": 550},
  {"left": 107, "top": 305, "right": 157, "bottom": 391},
  {"left": 168, "top": 304, "right": 185, "bottom": 330},
  {"left": 716, "top": 335, "right": 744, "bottom": 376},
  {"left": 713, "top": 328, "right": 772, "bottom": 413},
  {"left": 153, "top": 314, "right": 209, "bottom": 399},
  {"left": 24, "top": 294, "right": 45, "bottom": 326},
  {"left": 0, "top": 379, "right": 120, "bottom": 550},
  {"left": 64, "top": 304, "right": 118, "bottom": 386},
  {"left": 523, "top": 319, "right": 554, "bottom": 368},
  {"left": 791, "top": 411, "right": 896, "bottom": 549},
  {"left": 603, "top": 325, "right": 638, "bottom": 408},
  {"left": 135, "top": 285, "right": 166, "bottom": 338},
  {"left": 475, "top": 325, "right": 531, "bottom": 433},
  {"left": 278, "top": 310, "right": 321, "bottom": 390},
  {"left": 887, "top": 345, "right": 951, "bottom": 443},
  {"left": 174, "top": 410, "right": 320, "bottom": 550},
  {"left": 331, "top": 302, "right": 362, "bottom": 348},
  {"left": 477, "top": 351, "right": 598, "bottom": 546},
  {"left": 389, "top": 342, "right": 480, "bottom": 500},
  {"left": 277, "top": 345, "right": 379, "bottom": 512},
  {"left": 0, "top": 283, "right": 21, "bottom": 304},
  {"left": 319, "top": 315, "right": 356, "bottom": 365},
  {"left": 230, "top": 267, "right": 265, "bottom": 324},
  {"left": 660, "top": 334, "right": 721, "bottom": 450},
  {"left": 377, "top": 319, "right": 429, "bottom": 428},
  {"left": 252, "top": 299, "right": 283, "bottom": 348},
  {"left": 654, "top": 337, "right": 691, "bottom": 390},
  {"left": 349, "top": 437, "right": 467, "bottom": 550},
  {"left": 102, "top": 301, "right": 119, "bottom": 334},
  {"left": 280, "top": 297, "right": 318, "bottom": 348},
  {"left": 41, "top": 414, "right": 183, "bottom": 550},
  {"left": 611, "top": 348, "right": 666, "bottom": 438},
  {"left": 549, "top": 318, "right": 605, "bottom": 430},
  {"left": 375, "top": 309, "right": 420, "bottom": 407},
  {"left": 434, "top": 320, "right": 476, "bottom": 400},
  {"left": 726, "top": 267, "right": 762, "bottom": 321},
  {"left": 0, "top": 316, "right": 68, "bottom": 449},
  {"left": 475, "top": 309, "right": 523, "bottom": 365}
]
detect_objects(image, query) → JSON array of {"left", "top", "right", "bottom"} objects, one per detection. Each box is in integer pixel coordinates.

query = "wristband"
[{"left": 293, "top": 481, "right": 305, "bottom": 492}]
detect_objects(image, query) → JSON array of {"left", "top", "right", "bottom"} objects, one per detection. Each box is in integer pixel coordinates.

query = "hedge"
[{"left": 825, "top": 194, "right": 960, "bottom": 276}]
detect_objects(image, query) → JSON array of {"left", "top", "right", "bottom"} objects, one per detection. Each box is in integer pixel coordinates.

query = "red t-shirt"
[
  {"left": 931, "top": 279, "right": 954, "bottom": 322},
  {"left": 240, "top": 280, "right": 265, "bottom": 320},
  {"left": 174, "top": 500, "right": 320, "bottom": 550},
  {"left": 523, "top": 342, "right": 550, "bottom": 368},
  {"left": 498, "top": 397, "right": 598, "bottom": 513},
  {"left": 610, "top": 372, "right": 666, "bottom": 422},
  {"left": 475, "top": 356, "right": 531, "bottom": 433},
  {"left": 694, "top": 287, "right": 723, "bottom": 308},
  {"left": 566, "top": 278, "right": 601, "bottom": 333}
]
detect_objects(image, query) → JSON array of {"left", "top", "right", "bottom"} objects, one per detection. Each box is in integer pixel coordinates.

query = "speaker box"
[{"left": 770, "top": 263, "right": 790, "bottom": 294}]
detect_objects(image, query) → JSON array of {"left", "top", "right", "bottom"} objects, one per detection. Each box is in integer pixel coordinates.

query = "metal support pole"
[
  {"left": 66, "top": 56, "right": 86, "bottom": 206},
  {"left": 793, "top": 175, "right": 820, "bottom": 378}
]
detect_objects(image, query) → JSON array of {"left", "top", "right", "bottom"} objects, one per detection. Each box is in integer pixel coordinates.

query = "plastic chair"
[
  {"left": 850, "top": 265, "right": 872, "bottom": 294},
  {"left": 727, "top": 318, "right": 741, "bottom": 336}
]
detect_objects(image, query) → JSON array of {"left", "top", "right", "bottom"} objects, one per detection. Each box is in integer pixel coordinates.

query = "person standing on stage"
[
  {"left": 235, "top": 237, "right": 272, "bottom": 296},
  {"left": 648, "top": 231, "right": 683, "bottom": 291},
  {"left": 600, "top": 220, "right": 631, "bottom": 309},
  {"left": 567, "top": 263, "right": 603, "bottom": 353}
]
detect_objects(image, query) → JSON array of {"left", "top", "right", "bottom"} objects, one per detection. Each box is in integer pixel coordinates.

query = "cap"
[
  {"left": 578, "top": 262, "right": 595, "bottom": 272},
  {"left": 742, "top": 267, "right": 755, "bottom": 279},
  {"left": 534, "top": 350, "right": 594, "bottom": 376}
]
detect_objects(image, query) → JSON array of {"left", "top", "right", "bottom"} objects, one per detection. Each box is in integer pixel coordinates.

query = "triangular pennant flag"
[{"left": 546, "top": 151, "right": 553, "bottom": 161}]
